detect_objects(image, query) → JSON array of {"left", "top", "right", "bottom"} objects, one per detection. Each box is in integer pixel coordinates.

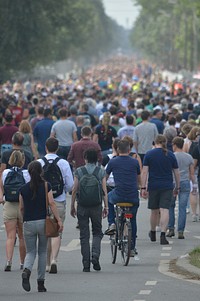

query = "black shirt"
[
  {"left": 1, "top": 148, "right": 33, "bottom": 169},
  {"left": 20, "top": 182, "right": 51, "bottom": 221}
]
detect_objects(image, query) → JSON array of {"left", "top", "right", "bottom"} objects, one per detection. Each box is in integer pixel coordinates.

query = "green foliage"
[
  {"left": 131, "top": 0, "right": 200, "bottom": 71},
  {"left": 0, "top": 0, "right": 125, "bottom": 80}
]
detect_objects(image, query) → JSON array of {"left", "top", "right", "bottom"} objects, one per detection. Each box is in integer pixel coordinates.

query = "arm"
[
  {"left": 102, "top": 176, "right": 108, "bottom": 218},
  {"left": 63, "top": 162, "right": 74, "bottom": 192},
  {"left": 0, "top": 163, "right": 6, "bottom": 176},
  {"left": 137, "top": 174, "right": 142, "bottom": 188},
  {"left": 0, "top": 178, "right": 4, "bottom": 204},
  {"left": 71, "top": 176, "right": 78, "bottom": 218},
  {"left": 141, "top": 165, "right": 149, "bottom": 198},
  {"left": 93, "top": 133, "right": 98, "bottom": 143},
  {"left": 48, "top": 190, "right": 63, "bottom": 231},
  {"left": 30, "top": 133, "right": 39, "bottom": 159},
  {"left": 73, "top": 131, "right": 78, "bottom": 142},
  {"left": 19, "top": 194, "right": 24, "bottom": 216},
  {"left": 67, "top": 146, "right": 74, "bottom": 166},
  {"left": 173, "top": 168, "right": 180, "bottom": 194}
]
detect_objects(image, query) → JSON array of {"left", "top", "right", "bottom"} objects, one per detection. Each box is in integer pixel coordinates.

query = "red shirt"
[
  {"left": 67, "top": 138, "right": 102, "bottom": 168},
  {"left": 0, "top": 124, "right": 18, "bottom": 144}
]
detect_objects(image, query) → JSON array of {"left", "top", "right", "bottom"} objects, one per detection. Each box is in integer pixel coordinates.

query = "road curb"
[{"left": 176, "top": 254, "right": 200, "bottom": 278}]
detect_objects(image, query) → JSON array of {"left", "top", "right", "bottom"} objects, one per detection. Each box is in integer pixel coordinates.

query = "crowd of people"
[{"left": 0, "top": 55, "right": 200, "bottom": 292}]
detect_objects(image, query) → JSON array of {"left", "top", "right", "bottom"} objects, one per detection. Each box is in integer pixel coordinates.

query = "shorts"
[
  {"left": 51, "top": 201, "right": 66, "bottom": 223},
  {"left": 148, "top": 189, "right": 173, "bottom": 210},
  {"left": 3, "top": 201, "right": 22, "bottom": 222}
]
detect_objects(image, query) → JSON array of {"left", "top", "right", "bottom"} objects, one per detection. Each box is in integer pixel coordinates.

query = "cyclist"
[{"left": 105, "top": 140, "right": 141, "bottom": 256}]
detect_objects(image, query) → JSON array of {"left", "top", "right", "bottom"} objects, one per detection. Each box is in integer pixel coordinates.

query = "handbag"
[{"left": 45, "top": 182, "right": 59, "bottom": 238}]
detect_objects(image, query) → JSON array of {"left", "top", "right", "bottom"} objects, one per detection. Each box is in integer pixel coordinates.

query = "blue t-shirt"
[
  {"left": 150, "top": 118, "right": 164, "bottom": 134},
  {"left": 143, "top": 148, "right": 178, "bottom": 191},
  {"left": 33, "top": 118, "right": 54, "bottom": 155},
  {"left": 106, "top": 156, "right": 140, "bottom": 202}
]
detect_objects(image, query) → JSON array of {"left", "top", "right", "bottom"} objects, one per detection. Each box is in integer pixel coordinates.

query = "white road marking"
[
  {"left": 161, "top": 253, "right": 171, "bottom": 256},
  {"left": 145, "top": 281, "right": 157, "bottom": 286},
  {"left": 134, "top": 300, "right": 145, "bottom": 301},
  {"left": 193, "top": 236, "right": 200, "bottom": 240},
  {"left": 162, "top": 247, "right": 172, "bottom": 251},
  {"left": 138, "top": 290, "right": 151, "bottom": 295}
]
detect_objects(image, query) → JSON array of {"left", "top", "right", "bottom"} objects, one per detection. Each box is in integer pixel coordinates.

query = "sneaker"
[
  {"left": 160, "top": 235, "right": 169, "bottom": 245},
  {"left": 22, "top": 268, "right": 31, "bottom": 292},
  {"left": 4, "top": 261, "right": 12, "bottom": 272},
  {"left": 49, "top": 260, "right": 57, "bottom": 274},
  {"left": 130, "top": 248, "right": 138, "bottom": 257},
  {"left": 104, "top": 223, "right": 116, "bottom": 235},
  {"left": 83, "top": 267, "right": 90, "bottom": 272},
  {"left": 186, "top": 208, "right": 190, "bottom": 214},
  {"left": 192, "top": 214, "right": 198, "bottom": 222},
  {"left": 149, "top": 231, "right": 156, "bottom": 242},
  {"left": 20, "top": 263, "right": 24, "bottom": 270},
  {"left": 178, "top": 231, "right": 185, "bottom": 239},
  {"left": 166, "top": 229, "right": 175, "bottom": 237},
  {"left": 92, "top": 258, "right": 101, "bottom": 271}
]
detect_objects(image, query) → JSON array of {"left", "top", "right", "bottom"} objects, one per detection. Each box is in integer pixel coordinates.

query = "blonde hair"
[
  {"left": 102, "top": 112, "right": 111, "bottom": 133},
  {"left": 19, "top": 120, "right": 32, "bottom": 134},
  {"left": 187, "top": 126, "right": 200, "bottom": 141},
  {"left": 155, "top": 134, "right": 168, "bottom": 155},
  {"left": 8, "top": 150, "right": 25, "bottom": 167}
]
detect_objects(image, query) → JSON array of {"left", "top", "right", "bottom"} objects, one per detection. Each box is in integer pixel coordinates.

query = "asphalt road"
[{"left": 0, "top": 196, "right": 200, "bottom": 301}]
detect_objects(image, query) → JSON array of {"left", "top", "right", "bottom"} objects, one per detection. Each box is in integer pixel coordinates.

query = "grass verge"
[{"left": 189, "top": 247, "right": 200, "bottom": 269}]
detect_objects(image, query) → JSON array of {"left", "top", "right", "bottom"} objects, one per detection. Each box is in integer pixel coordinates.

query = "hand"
[
  {"left": 58, "top": 220, "right": 63, "bottom": 232},
  {"left": 140, "top": 189, "right": 148, "bottom": 199},
  {"left": 0, "top": 199, "right": 5, "bottom": 205},
  {"left": 191, "top": 184, "right": 198, "bottom": 195},
  {"left": 173, "top": 187, "right": 179, "bottom": 196},
  {"left": 102, "top": 207, "right": 109, "bottom": 218},
  {"left": 70, "top": 206, "right": 77, "bottom": 218}
]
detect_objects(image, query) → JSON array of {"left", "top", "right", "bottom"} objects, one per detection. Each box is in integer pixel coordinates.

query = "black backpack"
[
  {"left": 77, "top": 166, "right": 103, "bottom": 207},
  {"left": 42, "top": 157, "right": 64, "bottom": 198},
  {"left": 4, "top": 167, "right": 25, "bottom": 202}
]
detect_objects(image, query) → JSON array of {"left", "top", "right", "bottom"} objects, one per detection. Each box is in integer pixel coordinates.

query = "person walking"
[
  {"left": 50, "top": 108, "right": 77, "bottom": 159},
  {"left": 0, "top": 113, "right": 18, "bottom": 156},
  {"left": 67, "top": 126, "right": 102, "bottom": 169},
  {"left": 0, "top": 132, "right": 33, "bottom": 174},
  {"left": 33, "top": 108, "right": 54, "bottom": 157},
  {"left": 19, "top": 161, "right": 63, "bottom": 292},
  {"left": 38, "top": 137, "right": 74, "bottom": 273},
  {"left": 19, "top": 120, "right": 38, "bottom": 159},
  {"left": 167, "top": 137, "right": 196, "bottom": 239},
  {"left": 93, "top": 112, "right": 117, "bottom": 156},
  {"left": 70, "top": 149, "right": 108, "bottom": 272},
  {"left": 0, "top": 150, "right": 30, "bottom": 271},
  {"left": 141, "top": 134, "right": 180, "bottom": 245},
  {"left": 133, "top": 110, "right": 158, "bottom": 162}
]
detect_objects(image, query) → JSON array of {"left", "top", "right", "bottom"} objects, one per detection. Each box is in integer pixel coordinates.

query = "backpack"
[
  {"left": 4, "top": 168, "right": 25, "bottom": 202},
  {"left": 77, "top": 166, "right": 103, "bottom": 207},
  {"left": 42, "top": 157, "right": 64, "bottom": 198}
]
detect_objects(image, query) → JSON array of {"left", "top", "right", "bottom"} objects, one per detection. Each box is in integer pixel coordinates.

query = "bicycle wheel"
[
  {"left": 121, "top": 221, "right": 132, "bottom": 266},
  {"left": 110, "top": 223, "right": 118, "bottom": 264}
]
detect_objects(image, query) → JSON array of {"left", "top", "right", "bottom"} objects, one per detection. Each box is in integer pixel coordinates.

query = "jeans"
[
  {"left": 108, "top": 189, "right": 139, "bottom": 250},
  {"left": 168, "top": 180, "right": 190, "bottom": 232},
  {"left": 77, "top": 204, "right": 103, "bottom": 268},
  {"left": 23, "top": 219, "right": 47, "bottom": 280}
]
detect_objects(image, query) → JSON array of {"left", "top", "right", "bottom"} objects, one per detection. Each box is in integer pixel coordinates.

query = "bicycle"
[{"left": 110, "top": 202, "right": 133, "bottom": 266}]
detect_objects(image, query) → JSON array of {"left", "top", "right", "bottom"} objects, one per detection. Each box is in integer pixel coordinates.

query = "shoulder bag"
[{"left": 45, "top": 182, "right": 59, "bottom": 237}]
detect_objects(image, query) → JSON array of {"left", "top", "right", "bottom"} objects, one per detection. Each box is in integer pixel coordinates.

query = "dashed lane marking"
[
  {"left": 61, "top": 239, "right": 110, "bottom": 252},
  {"left": 138, "top": 290, "right": 151, "bottom": 295},
  {"left": 162, "top": 247, "right": 172, "bottom": 251},
  {"left": 193, "top": 236, "right": 200, "bottom": 240},
  {"left": 145, "top": 281, "right": 157, "bottom": 285},
  {"left": 161, "top": 253, "right": 171, "bottom": 257}
]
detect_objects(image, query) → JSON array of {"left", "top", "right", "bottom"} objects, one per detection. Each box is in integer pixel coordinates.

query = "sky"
[{"left": 102, "top": 0, "right": 140, "bottom": 29}]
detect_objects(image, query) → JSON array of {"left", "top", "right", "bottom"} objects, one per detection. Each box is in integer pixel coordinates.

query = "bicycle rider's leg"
[
  {"left": 130, "top": 205, "right": 139, "bottom": 250},
  {"left": 107, "top": 189, "right": 118, "bottom": 225}
]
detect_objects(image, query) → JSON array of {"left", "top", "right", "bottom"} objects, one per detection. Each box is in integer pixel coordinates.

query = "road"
[{"left": 0, "top": 197, "right": 200, "bottom": 301}]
